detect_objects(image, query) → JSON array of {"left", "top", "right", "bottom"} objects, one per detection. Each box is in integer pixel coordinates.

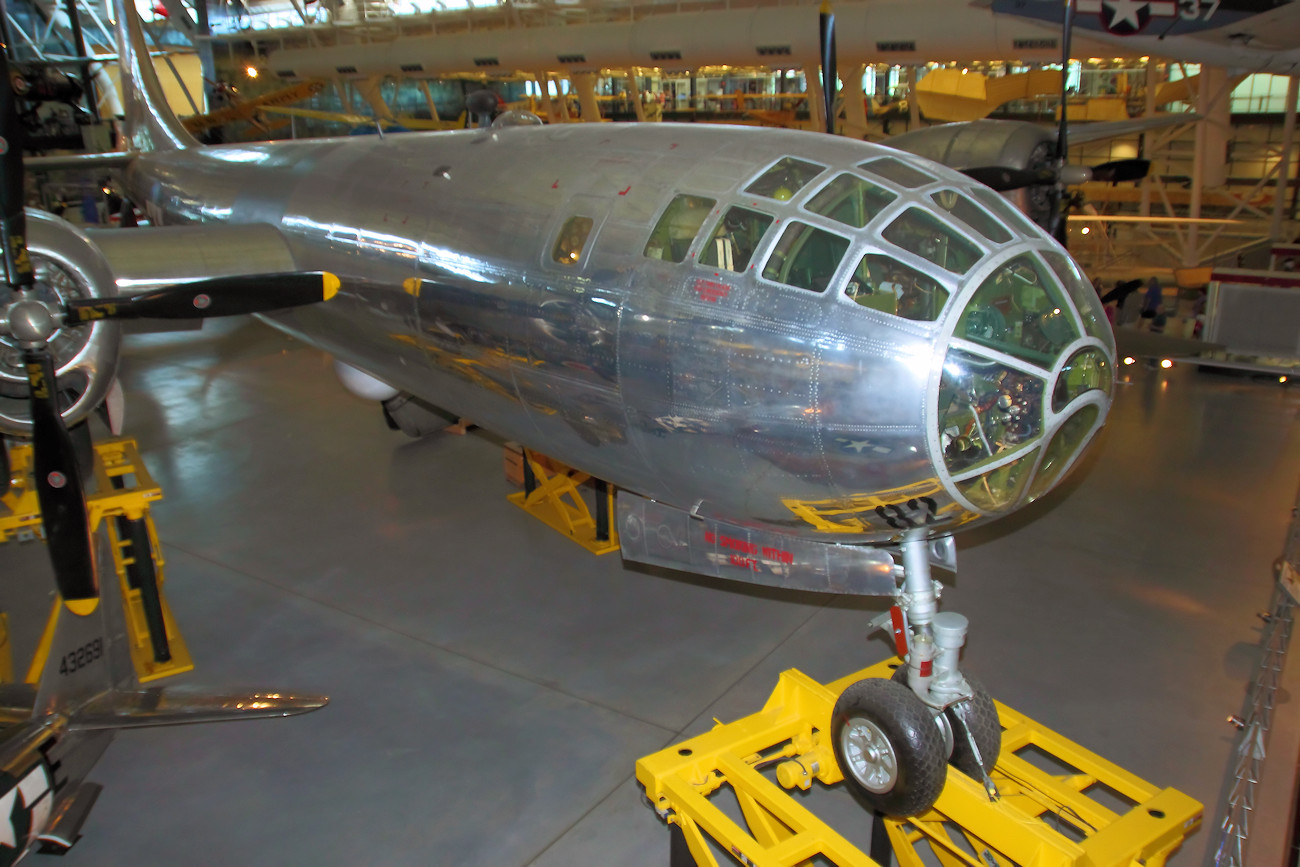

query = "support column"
[
  {"left": 841, "top": 63, "right": 868, "bottom": 140},
  {"left": 627, "top": 73, "right": 645, "bottom": 121},
  {"left": 354, "top": 75, "right": 395, "bottom": 123},
  {"left": 1271, "top": 75, "right": 1299, "bottom": 242},
  {"left": 1139, "top": 58, "right": 1157, "bottom": 221},
  {"left": 573, "top": 72, "right": 601, "bottom": 122},
  {"left": 906, "top": 67, "right": 920, "bottom": 130},
  {"left": 535, "top": 72, "right": 560, "bottom": 123},
  {"left": 1184, "top": 66, "right": 1236, "bottom": 264},
  {"left": 806, "top": 63, "right": 826, "bottom": 133}
]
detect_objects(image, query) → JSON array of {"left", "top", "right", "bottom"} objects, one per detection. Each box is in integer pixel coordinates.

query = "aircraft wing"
[
  {"left": 1066, "top": 114, "right": 1198, "bottom": 145},
  {"left": 258, "top": 105, "right": 455, "bottom": 131},
  {"left": 1113, "top": 327, "right": 1221, "bottom": 360},
  {"left": 70, "top": 686, "right": 327, "bottom": 730}
]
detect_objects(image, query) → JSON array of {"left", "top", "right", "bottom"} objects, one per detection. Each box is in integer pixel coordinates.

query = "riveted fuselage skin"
[{"left": 124, "top": 122, "right": 1114, "bottom": 543}]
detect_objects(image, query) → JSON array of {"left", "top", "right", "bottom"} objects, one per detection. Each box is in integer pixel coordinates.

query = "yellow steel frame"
[
  {"left": 637, "top": 659, "right": 1202, "bottom": 867},
  {"left": 2, "top": 439, "right": 193, "bottom": 683},
  {"left": 506, "top": 449, "right": 619, "bottom": 555}
]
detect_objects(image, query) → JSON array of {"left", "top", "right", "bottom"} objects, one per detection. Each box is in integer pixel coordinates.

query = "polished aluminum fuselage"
[{"left": 123, "top": 123, "right": 1108, "bottom": 542}]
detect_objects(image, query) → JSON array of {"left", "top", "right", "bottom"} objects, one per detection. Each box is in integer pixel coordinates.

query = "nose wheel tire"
[
  {"left": 831, "top": 678, "right": 946, "bottom": 818},
  {"left": 891, "top": 666, "right": 1002, "bottom": 779}
]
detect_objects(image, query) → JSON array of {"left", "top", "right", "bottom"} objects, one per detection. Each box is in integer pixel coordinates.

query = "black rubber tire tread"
[
  {"left": 831, "top": 678, "right": 946, "bottom": 818},
  {"left": 890, "top": 666, "right": 1001, "bottom": 778},
  {"left": 946, "top": 677, "right": 1001, "bottom": 778}
]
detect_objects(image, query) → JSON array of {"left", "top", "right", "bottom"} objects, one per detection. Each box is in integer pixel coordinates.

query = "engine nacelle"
[
  {"left": 887, "top": 119, "right": 1056, "bottom": 231},
  {"left": 0, "top": 210, "right": 121, "bottom": 436}
]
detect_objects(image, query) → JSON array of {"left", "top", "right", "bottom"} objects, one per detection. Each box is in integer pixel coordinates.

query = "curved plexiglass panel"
[
  {"left": 699, "top": 206, "right": 774, "bottom": 272},
  {"left": 845, "top": 254, "right": 950, "bottom": 322},
  {"left": 956, "top": 448, "right": 1038, "bottom": 511},
  {"left": 745, "top": 157, "right": 826, "bottom": 201},
  {"left": 1026, "top": 404, "right": 1101, "bottom": 503},
  {"left": 1040, "top": 249, "right": 1111, "bottom": 343},
  {"left": 930, "top": 191, "right": 1012, "bottom": 244},
  {"left": 762, "top": 222, "right": 851, "bottom": 293},
  {"left": 882, "top": 208, "right": 982, "bottom": 275},
  {"left": 956, "top": 254, "right": 1079, "bottom": 365},
  {"left": 1053, "top": 348, "right": 1112, "bottom": 412},
  {"left": 938, "top": 348, "right": 1046, "bottom": 475},
  {"left": 644, "top": 194, "right": 716, "bottom": 263},
  {"left": 806, "top": 173, "right": 897, "bottom": 228},
  {"left": 858, "top": 157, "right": 935, "bottom": 189},
  {"left": 969, "top": 186, "right": 1041, "bottom": 239}
]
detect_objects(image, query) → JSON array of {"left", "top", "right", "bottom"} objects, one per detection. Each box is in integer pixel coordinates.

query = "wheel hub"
[{"left": 840, "top": 716, "right": 898, "bottom": 793}]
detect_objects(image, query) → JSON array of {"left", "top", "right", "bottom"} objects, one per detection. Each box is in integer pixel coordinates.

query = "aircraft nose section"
[{"left": 935, "top": 249, "right": 1113, "bottom": 515}]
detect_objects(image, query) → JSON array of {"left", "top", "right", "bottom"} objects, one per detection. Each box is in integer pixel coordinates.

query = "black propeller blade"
[
  {"left": 960, "top": 166, "right": 1054, "bottom": 192},
  {"left": 64, "top": 271, "right": 340, "bottom": 323},
  {"left": 0, "top": 42, "right": 339, "bottom": 610},
  {"left": 1048, "top": 0, "right": 1077, "bottom": 246},
  {"left": 1091, "top": 158, "right": 1151, "bottom": 184},
  {"left": 24, "top": 347, "right": 97, "bottom": 601},
  {"left": 819, "top": 0, "right": 837, "bottom": 136}
]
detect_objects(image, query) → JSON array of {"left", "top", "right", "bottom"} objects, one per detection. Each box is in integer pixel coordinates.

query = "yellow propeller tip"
[
  {"left": 402, "top": 278, "right": 422, "bottom": 297},
  {"left": 323, "top": 273, "right": 341, "bottom": 301},
  {"left": 64, "top": 598, "right": 99, "bottom": 617}
]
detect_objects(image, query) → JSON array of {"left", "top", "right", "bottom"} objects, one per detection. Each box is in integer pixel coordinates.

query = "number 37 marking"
[{"left": 1179, "top": 0, "right": 1221, "bottom": 21}]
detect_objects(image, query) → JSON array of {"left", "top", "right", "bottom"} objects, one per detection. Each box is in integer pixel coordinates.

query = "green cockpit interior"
[{"left": 938, "top": 252, "right": 1113, "bottom": 513}]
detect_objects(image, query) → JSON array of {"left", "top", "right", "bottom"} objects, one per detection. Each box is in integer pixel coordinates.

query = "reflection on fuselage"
[{"left": 130, "top": 123, "right": 1115, "bottom": 542}]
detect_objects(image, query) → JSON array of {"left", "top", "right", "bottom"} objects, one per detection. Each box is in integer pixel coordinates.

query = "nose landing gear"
[{"left": 831, "top": 531, "right": 1002, "bottom": 817}]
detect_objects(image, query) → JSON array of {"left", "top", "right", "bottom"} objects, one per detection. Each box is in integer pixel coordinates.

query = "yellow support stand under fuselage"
[
  {"left": 507, "top": 449, "right": 619, "bottom": 555},
  {"left": 637, "top": 659, "right": 1202, "bottom": 867}
]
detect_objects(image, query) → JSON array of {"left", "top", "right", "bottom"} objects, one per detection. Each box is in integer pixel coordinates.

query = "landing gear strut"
[{"left": 831, "top": 531, "right": 1002, "bottom": 817}]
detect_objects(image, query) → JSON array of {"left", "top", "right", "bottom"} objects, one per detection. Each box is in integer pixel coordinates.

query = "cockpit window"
[
  {"left": 957, "top": 254, "right": 1079, "bottom": 365},
  {"left": 552, "top": 216, "right": 594, "bottom": 266},
  {"left": 955, "top": 450, "right": 1038, "bottom": 511},
  {"left": 846, "top": 254, "right": 949, "bottom": 322},
  {"left": 806, "top": 173, "right": 896, "bottom": 228},
  {"left": 1053, "top": 348, "right": 1112, "bottom": 411},
  {"left": 1025, "top": 404, "right": 1101, "bottom": 503},
  {"left": 969, "top": 186, "right": 1040, "bottom": 238},
  {"left": 761, "top": 222, "right": 850, "bottom": 293},
  {"left": 745, "top": 157, "right": 825, "bottom": 201},
  {"left": 1040, "top": 249, "right": 1111, "bottom": 342},
  {"left": 699, "top": 206, "right": 774, "bottom": 272},
  {"left": 644, "top": 194, "right": 716, "bottom": 263},
  {"left": 930, "top": 191, "right": 1012, "bottom": 244},
  {"left": 938, "top": 348, "right": 1045, "bottom": 476},
  {"left": 858, "top": 157, "right": 935, "bottom": 189},
  {"left": 882, "top": 208, "right": 982, "bottom": 275}
]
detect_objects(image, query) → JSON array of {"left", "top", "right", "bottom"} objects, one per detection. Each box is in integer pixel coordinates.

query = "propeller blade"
[
  {"left": 961, "top": 165, "right": 1053, "bottom": 192},
  {"left": 1090, "top": 158, "right": 1151, "bottom": 184},
  {"left": 24, "top": 348, "right": 97, "bottom": 602},
  {"left": 1049, "top": 0, "right": 1078, "bottom": 247},
  {"left": 0, "top": 38, "right": 33, "bottom": 292},
  {"left": 819, "top": 0, "right": 837, "bottom": 135},
  {"left": 64, "top": 271, "right": 340, "bottom": 323}
]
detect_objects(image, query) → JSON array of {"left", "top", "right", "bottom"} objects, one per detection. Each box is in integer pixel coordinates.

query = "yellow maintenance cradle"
[
  {"left": 507, "top": 448, "right": 619, "bottom": 555},
  {"left": 1, "top": 438, "right": 193, "bottom": 684},
  {"left": 637, "top": 659, "right": 1201, "bottom": 867}
]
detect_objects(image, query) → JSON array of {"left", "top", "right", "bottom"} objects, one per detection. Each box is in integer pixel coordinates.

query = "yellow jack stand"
[
  {"left": 507, "top": 449, "right": 619, "bottom": 555},
  {"left": 636, "top": 659, "right": 1201, "bottom": 867},
  {"left": 2, "top": 438, "right": 193, "bottom": 684}
]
